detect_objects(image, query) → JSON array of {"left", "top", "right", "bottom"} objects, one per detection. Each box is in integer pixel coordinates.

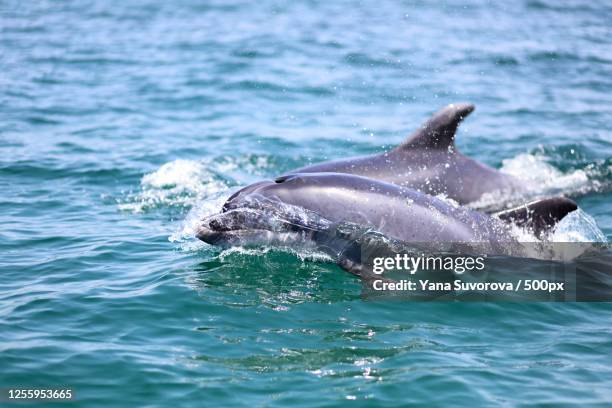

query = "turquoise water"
[{"left": 2, "top": 0, "right": 612, "bottom": 406}]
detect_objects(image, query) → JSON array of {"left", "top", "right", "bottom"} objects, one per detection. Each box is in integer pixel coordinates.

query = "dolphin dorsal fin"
[
  {"left": 495, "top": 197, "right": 578, "bottom": 237},
  {"left": 398, "top": 103, "right": 475, "bottom": 150}
]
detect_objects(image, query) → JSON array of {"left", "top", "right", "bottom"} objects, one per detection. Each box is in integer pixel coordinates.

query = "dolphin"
[
  {"left": 288, "top": 103, "right": 524, "bottom": 205},
  {"left": 197, "top": 173, "right": 576, "bottom": 275}
]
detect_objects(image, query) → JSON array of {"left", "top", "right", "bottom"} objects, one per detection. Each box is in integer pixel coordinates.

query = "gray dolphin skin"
[
  {"left": 288, "top": 103, "right": 524, "bottom": 204},
  {"left": 197, "top": 173, "right": 576, "bottom": 269}
]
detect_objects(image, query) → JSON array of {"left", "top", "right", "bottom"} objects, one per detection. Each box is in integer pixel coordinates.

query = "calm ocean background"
[{"left": 2, "top": 0, "right": 612, "bottom": 406}]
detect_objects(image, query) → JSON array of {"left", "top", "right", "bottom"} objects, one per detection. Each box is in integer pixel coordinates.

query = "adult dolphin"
[
  {"left": 288, "top": 103, "right": 524, "bottom": 205},
  {"left": 197, "top": 173, "right": 576, "bottom": 275}
]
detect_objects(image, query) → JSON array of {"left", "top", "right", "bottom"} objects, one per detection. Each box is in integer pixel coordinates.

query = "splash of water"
[
  {"left": 119, "top": 159, "right": 230, "bottom": 213},
  {"left": 501, "top": 153, "right": 593, "bottom": 195},
  {"left": 219, "top": 246, "right": 334, "bottom": 263},
  {"left": 471, "top": 150, "right": 609, "bottom": 211},
  {"left": 551, "top": 208, "right": 607, "bottom": 243}
]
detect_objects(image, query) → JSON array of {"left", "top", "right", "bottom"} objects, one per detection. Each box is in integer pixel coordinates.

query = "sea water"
[{"left": 1, "top": 0, "right": 612, "bottom": 406}]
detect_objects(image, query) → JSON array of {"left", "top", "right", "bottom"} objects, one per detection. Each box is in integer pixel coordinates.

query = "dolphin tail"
[
  {"left": 494, "top": 197, "right": 578, "bottom": 237},
  {"left": 397, "top": 103, "right": 475, "bottom": 151}
]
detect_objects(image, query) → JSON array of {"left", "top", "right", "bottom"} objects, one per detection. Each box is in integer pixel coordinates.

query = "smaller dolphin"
[
  {"left": 198, "top": 173, "right": 576, "bottom": 275},
  {"left": 288, "top": 104, "right": 524, "bottom": 205}
]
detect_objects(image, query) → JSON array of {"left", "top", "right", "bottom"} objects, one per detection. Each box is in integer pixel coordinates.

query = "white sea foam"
[
  {"left": 119, "top": 159, "right": 229, "bottom": 214},
  {"left": 472, "top": 152, "right": 603, "bottom": 211},
  {"left": 501, "top": 153, "right": 591, "bottom": 194},
  {"left": 217, "top": 245, "right": 333, "bottom": 263},
  {"left": 141, "top": 159, "right": 209, "bottom": 191}
]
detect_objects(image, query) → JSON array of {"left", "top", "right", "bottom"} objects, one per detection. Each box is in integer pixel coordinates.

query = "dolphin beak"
[
  {"left": 196, "top": 207, "right": 332, "bottom": 248},
  {"left": 196, "top": 211, "right": 241, "bottom": 246},
  {"left": 196, "top": 211, "right": 270, "bottom": 247},
  {"left": 196, "top": 224, "right": 225, "bottom": 245}
]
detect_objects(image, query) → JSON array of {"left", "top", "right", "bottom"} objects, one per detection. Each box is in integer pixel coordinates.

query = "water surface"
[{"left": 1, "top": 0, "right": 612, "bottom": 406}]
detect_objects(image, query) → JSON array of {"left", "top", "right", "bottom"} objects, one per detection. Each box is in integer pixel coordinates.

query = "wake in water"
[{"left": 472, "top": 146, "right": 612, "bottom": 212}]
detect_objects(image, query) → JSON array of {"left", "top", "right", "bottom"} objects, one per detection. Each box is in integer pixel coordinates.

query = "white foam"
[
  {"left": 218, "top": 245, "right": 334, "bottom": 263},
  {"left": 119, "top": 159, "right": 229, "bottom": 214},
  {"left": 501, "top": 153, "right": 590, "bottom": 193},
  {"left": 219, "top": 246, "right": 273, "bottom": 259},
  {"left": 470, "top": 151, "right": 606, "bottom": 211},
  {"left": 142, "top": 159, "right": 207, "bottom": 190}
]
